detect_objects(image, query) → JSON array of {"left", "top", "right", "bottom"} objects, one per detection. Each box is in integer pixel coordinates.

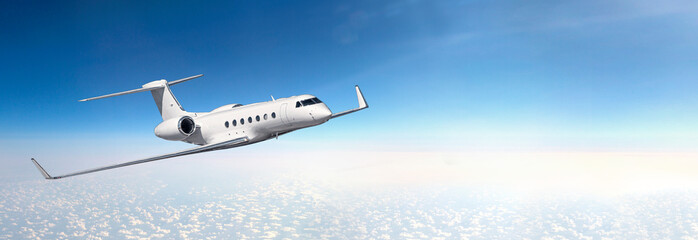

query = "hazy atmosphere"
[{"left": 2, "top": 0, "right": 698, "bottom": 239}]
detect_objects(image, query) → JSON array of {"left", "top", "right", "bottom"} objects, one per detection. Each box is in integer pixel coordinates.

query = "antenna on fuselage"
[{"left": 270, "top": 95, "right": 275, "bottom": 101}]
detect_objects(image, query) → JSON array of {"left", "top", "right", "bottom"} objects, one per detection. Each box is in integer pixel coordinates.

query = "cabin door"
[{"left": 280, "top": 103, "right": 291, "bottom": 125}]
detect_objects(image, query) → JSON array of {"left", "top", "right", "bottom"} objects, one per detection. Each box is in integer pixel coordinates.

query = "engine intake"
[{"left": 154, "top": 116, "right": 196, "bottom": 141}]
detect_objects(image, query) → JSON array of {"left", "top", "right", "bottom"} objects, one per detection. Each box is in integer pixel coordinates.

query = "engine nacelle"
[{"left": 154, "top": 116, "right": 196, "bottom": 141}]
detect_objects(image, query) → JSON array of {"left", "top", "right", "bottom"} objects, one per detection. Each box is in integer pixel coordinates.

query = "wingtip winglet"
[
  {"left": 31, "top": 158, "right": 54, "bottom": 180},
  {"left": 329, "top": 85, "right": 369, "bottom": 119},
  {"left": 355, "top": 85, "right": 368, "bottom": 109}
]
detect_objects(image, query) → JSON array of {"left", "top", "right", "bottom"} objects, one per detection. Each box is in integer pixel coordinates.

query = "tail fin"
[
  {"left": 79, "top": 74, "right": 202, "bottom": 120},
  {"left": 143, "top": 81, "right": 187, "bottom": 120}
]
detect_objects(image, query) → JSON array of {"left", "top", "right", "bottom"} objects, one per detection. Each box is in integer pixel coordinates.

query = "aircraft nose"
[{"left": 318, "top": 105, "right": 332, "bottom": 120}]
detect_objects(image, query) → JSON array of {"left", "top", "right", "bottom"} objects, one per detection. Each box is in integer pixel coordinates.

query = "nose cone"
[{"left": 317, "top": 104, "right": 332, "bottom": 121}]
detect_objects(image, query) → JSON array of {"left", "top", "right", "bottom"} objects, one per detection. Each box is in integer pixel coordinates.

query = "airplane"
[{"left": 31, "top": 74, "right": 368, "bottom": 180}]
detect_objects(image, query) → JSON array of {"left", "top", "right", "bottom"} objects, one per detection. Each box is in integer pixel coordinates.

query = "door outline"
[{"left": 280, "top": 103, "right": 291, "bottom": 125}]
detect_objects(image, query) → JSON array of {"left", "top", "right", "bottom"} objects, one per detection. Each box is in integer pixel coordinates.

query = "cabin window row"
[{"left": 224, "top": 112, "right": 276, "bottom": 128}]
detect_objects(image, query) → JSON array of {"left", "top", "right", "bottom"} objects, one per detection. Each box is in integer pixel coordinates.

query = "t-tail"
[{"left": 78, "top": 74, "right": 203, "bottom": 120}]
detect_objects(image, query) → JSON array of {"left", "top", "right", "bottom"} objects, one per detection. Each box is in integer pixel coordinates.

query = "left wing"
[{"left": 31, "top": 137, "right": 249, "bottom": 180}]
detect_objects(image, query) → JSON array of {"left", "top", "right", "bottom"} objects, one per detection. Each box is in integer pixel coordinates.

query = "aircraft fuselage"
[{"left": 181, "top": 94, "right": 332, "bottom": 146}]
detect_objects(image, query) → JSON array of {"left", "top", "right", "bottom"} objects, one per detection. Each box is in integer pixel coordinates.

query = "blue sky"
[{"left": 2, "top": 0, "right": 698, "bottom": 177}]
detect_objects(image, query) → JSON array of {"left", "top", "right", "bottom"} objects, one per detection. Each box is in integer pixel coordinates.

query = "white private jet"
[{"left": 31, "top": 74, "right": 368, "bottom": 179}]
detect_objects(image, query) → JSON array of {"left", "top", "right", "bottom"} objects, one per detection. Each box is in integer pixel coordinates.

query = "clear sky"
[{"left": 2, "top": 0, "right": 698, "bottom": 177}]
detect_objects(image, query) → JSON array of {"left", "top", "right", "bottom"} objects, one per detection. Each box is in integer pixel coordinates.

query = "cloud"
[{"left": 3, "top": 154, "right": 698, "bottom": 239}]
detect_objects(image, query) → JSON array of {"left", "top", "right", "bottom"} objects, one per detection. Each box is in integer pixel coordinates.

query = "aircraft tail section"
[
  {"left": 78, "top": 74, "right": 203, "bottom": 120},
  {"left": 143, "top": 81, "right": 186, "bottom": 120}
]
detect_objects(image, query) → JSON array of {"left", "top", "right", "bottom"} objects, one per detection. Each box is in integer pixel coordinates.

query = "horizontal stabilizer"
[
  {"left": 167, "top": 74, "right": 203, "bottom": 86},
  {"left": 78, "top": 86, "right": 162, "bottom": 102},
  {"left": 78, "top": 74, "right": 203, "bottom": 102}
]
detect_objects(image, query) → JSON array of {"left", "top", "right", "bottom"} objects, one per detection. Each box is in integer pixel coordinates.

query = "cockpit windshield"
[{"left": 297, "top": 97, "right": 323, "bottom": 107}]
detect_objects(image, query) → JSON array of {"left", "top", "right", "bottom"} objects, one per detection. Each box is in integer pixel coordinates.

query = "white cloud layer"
[{"left": 2, "top": 150, "right": 698, "bottom": 239}]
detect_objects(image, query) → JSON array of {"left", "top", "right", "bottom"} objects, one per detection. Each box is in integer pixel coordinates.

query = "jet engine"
[{"left": 154, "top": 116, "right": 196, "bottom": 141}]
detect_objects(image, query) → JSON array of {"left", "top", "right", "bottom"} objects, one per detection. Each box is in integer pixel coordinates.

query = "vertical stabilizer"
[{"left": 143, "top": 80, "right": 187, "bottom": 120}]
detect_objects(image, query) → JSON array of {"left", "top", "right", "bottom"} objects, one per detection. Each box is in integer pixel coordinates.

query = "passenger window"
[
  {"left": 256, "top": 115, "right": 260, "bottom": 122},
  {"left": 296, "top": 101, "right": 301, "bottom": 108},
  {"left": 225, "top": 121, "right": 229, "bottom": 128},
  {"left": 233, "top": 119, "right": 237, "bottom": 126},
  {"left": 272, "top": 112, "right": 276, "bottom": 118},
  {"left": 263, "top": 114, "right": 268, "bottom": 120},
  {"left": 248, "top": 117, "right": 252, "bottom": 123},
  {"left": 241, "top": 118, "right": 244, "bottom": 125}
]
